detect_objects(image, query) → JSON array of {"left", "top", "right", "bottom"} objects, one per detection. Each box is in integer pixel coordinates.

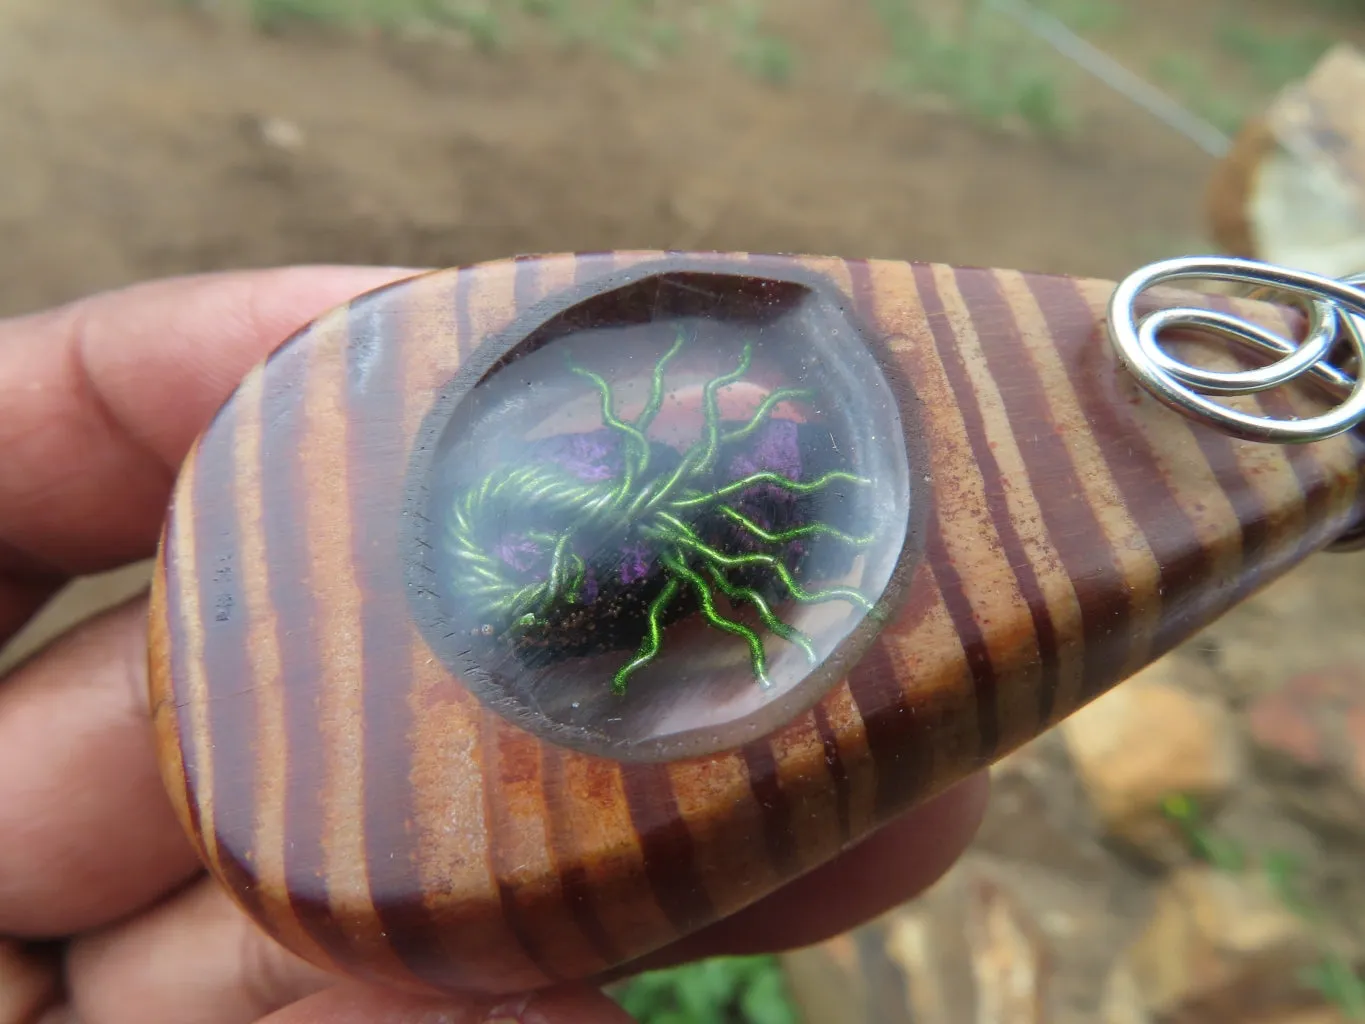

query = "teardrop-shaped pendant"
[{"left": 148, "top": 250, "right": 1365, "bottom": 996}]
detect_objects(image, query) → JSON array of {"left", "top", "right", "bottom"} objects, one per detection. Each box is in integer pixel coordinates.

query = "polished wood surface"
[{"left": 147, "top": 251, "right": 1365, "bottom": 996}]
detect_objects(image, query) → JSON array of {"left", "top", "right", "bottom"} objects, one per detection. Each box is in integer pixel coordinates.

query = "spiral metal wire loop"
[{"left": 1107, "top": 256, "right": 1365, "bottom": 445}]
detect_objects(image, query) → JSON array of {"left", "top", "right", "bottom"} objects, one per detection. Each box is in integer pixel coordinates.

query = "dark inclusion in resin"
[
  {"left": 420, "top": 268, "right": 915, "bottom": 760},
  {"left": 449, "top": 339, "right": 871, "bottom": 691}
]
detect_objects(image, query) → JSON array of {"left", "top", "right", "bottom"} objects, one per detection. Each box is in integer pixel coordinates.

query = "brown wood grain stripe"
[
  {"left": 464, "top": 254, "right": 528, "bottom": 347},
  {"left": 454, "top": 263, "right": 475, "bottom": 361},
  {"left": 811, "top": 701, "right": 852, "bottom": 842},
  {"left": 1188, "top": 295, "right": 1300, "bottom": 578},
  {"left": 399, "top": 268, "right": 550, "bottom": 992},
  {"left": 738, "top": 741, "right": 799, "bottom": 879},
  {"left": 922, "top": 265, "right": 1061, "bottom": 741},
  {"left": 193, "top": 396, "right": 267, "bottom": 920},
  {"left": 1076, "top": 279, "right": 1301, "bottom": 640},
  {"left": 940, "top": 267, "right": 1088, "bottom": 730},
  {"left": 764, "top": 711, "right": 844, "bottom": 871},
  {"left": 971, "top": 268, "right": 1161, "bottom": 702},
  {"left": 345, "top": 290, "right": 452, "bottom": 986},
  {"left": 667, "top": 753, "right": 781, "bottom": 916},
  {"left": 1119, "top": 288, "right": 1287, "bottom": 582},
  {"left": 480, "top": 719, "right": 602, "bottom": 979},
  {"left": 161, "top": 490, "right": 209, "bottom": 864},
  {"left": 1000, "top": 272, "right": 1165, "bottom": 691},
  {"left": 1135, "top": 368, "right": 1278, "bottom": 620},
  {"left": 1272, "top": 452, "right": 1338, "bottom": 558},
  {"left": 845, "top": 634, "right": 936, "bottom": 820},
  {"left": 1269, "top": 302, "right": 1365, "bottom": 549},
  {"left": 538, "top": 749, "right": 627, "bottom": 967},
  {"left": 255, "top": 330, "right": 343, "bottom": 956},
  {"left": 148, "top": 545, "right": 200, "bottom": 861},
  {"left": 232, "top": 364, "right": 339, "bottom": 970},
  {"left": 408, "top": 657, "right": 549, "bottom": 990},
  {"left": 815, "top": 679, "right": 878, "bottom": 840},
  {"left": 920, "top": 517, "right": 1002, "bottom": 758},
  {"left": 570, "top": 248, "right": 601, "bottom": 293},
  {"left": 855, "top": 259, "right": 1035, "bottom": 763},
  {"left": 841, "top": 259, "right": 979, "bottom": 813},
  {"left": 1042, "top": 281, "right": 1245, "bottom": 643},
  {"left": 1133, "top": 424, "right": 1256, "bottom": 649},
  {"left": 1248, "top": 302, "right": 1347, "bottom": 560},
  {"left": 549, "top": 751, "right": 675, "bottom": 965},
  {"left": 513, "top": 252, "right": 544, "bottom": 313},
  {"left": 621, "top": 761, "right": 715, "bottom": 935},
  {"left": 307, "top": 304, "right": 409, "bottom": 974}
]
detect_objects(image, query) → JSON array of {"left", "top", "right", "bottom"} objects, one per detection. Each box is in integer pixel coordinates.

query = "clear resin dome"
[{"left": 409, "top": 266, "right": 920, "bottom": 761}]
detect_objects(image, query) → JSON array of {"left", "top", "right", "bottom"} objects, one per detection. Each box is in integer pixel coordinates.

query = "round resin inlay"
[{"left": 409, "top": 267, "right": 918, "bottom": 760}]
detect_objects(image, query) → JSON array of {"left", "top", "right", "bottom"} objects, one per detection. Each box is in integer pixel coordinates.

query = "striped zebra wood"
[{"left": 148, "top": 251, "right": 1365, "bottom": 996}]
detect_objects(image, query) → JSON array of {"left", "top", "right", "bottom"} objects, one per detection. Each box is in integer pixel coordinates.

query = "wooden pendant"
[{"left": 147, "top": 251, "right": 1365, "bottom": 997}]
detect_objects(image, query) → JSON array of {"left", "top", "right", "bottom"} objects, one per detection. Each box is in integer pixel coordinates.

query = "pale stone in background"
[
  {"left": 784, "top": 855, "right": 1052, "bottom": 1024},
  {"left": 1061, "top": 660, "right": 1244, "bottom": 864},
  {"left": 1119, "top": 865, "right": 1340, "bottom": 1023},
  {"left": 0, "top": 561, "right": 153, "bottom": 675}
]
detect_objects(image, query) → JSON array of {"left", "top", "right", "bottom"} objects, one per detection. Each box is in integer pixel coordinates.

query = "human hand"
[{"left": 0, "top": 266, "right": 990, "bottom": 1024}]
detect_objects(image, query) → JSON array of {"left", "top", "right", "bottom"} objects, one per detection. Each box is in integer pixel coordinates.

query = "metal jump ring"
[{"left": 1106, "top": 255, "right": 1365, "bottom": 444}]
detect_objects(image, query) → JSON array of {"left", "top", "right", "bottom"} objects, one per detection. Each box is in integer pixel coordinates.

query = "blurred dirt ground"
[{"left": 0, "top": 0, "right": 1270, "bottom": 319}]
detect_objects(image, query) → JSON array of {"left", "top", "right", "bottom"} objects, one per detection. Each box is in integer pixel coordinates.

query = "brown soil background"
[{"left": 1, "top": 0, "right": 1324, "bottom": 315}]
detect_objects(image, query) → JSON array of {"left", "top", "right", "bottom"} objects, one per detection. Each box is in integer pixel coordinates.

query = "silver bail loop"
[{"left": 1106, "top": 255, "right": 1365, "bottom": 445}]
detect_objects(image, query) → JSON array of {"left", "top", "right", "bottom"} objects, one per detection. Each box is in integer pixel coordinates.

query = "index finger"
[{"left": 0, "top": 266, "right": 422, "bottom": 642}]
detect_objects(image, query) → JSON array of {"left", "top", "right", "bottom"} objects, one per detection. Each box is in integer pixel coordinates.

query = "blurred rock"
[
  {"left": 976, "top": 734, "right": 1117, "bottom": 881},
  {"left": 0, "top": 561, "right": 153, "bottom": 674},
  {"left": 257, "top": 115, "right": 306, "bottom": 152},
  {"left": 1205, "top": 43, "right": 1365, "bottom": 277},
  {"left": 962, "top": 875, "right": 1049, "bottom": 1024},
  {"left": 781, "top": 932, "right": 875, "bottom": 1024},
  {"left": 1247, "top": 664, "right": 1365, "bottom": 840},
  {"left": 782, "top": 857, "right": 1050, "bottom": 1024},
  {"left": 1100, "top": 965, "right": 1152, "bottom": 1024},
  {"left": 1061, "top": 659, "right": 1244, "bottom": 864},
  {"left": 1117, "top": 865, "right": 1337, "bottom": 1022},
  {"left": 1103, "top": 964, "right": 1354, "bottom": 1024},
  {"left": 1206, "top": 113, "right": 1275, "bottom": 260}
]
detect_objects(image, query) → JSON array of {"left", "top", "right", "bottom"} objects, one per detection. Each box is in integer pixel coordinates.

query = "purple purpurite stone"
[
  {"left": 493, "top": 415, "right": 809, "bottom": 596},
  {"left": 619, "top": 542, "right": 651, "bottom": 585},
  {"left": 528, "top": 428, "right": 623, "bottom": 482}
]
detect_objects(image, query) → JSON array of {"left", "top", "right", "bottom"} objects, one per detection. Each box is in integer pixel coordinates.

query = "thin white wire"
[{"left": 985, "top": 0, "right": 1233, "bottom": 158}]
